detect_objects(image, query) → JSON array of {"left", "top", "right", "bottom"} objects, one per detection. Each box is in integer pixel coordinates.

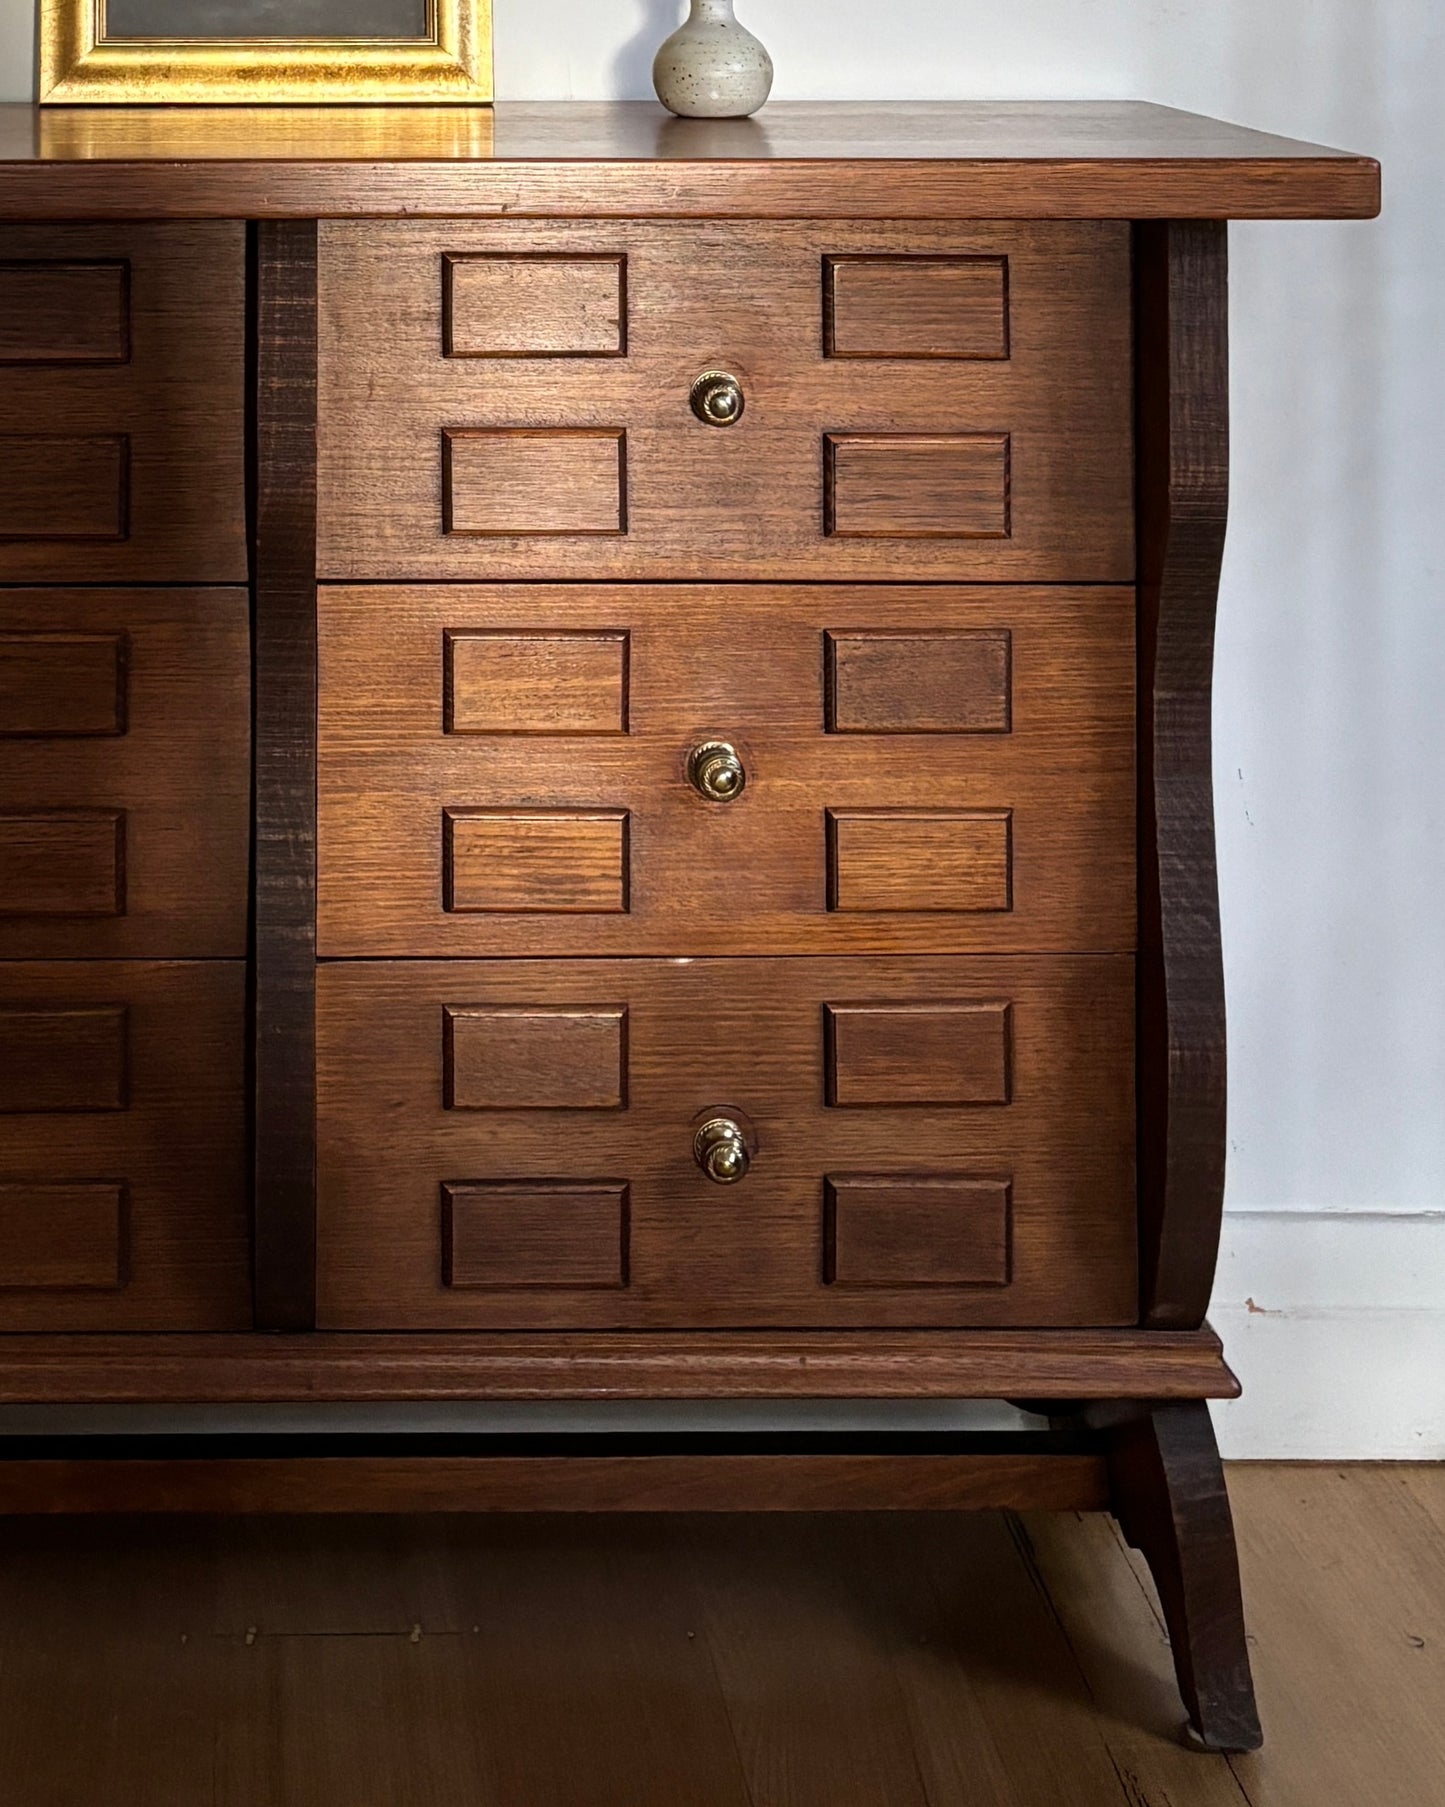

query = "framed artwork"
[{"left": 39, "top": 0, "right": 493, "bottom": 104}]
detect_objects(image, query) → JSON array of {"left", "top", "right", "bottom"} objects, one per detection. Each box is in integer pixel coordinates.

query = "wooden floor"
[{"left": 0, "top": 1465, "right": 1439, "bottom": 1805}]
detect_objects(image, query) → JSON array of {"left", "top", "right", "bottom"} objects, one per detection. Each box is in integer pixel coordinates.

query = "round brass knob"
[
  {"left": 688, "top": 741, "right": 746, "bottom": 803},
  {"left": 690, "top": 369, "right": 745, "bottom": 428},
  {"left": 694, "top": 1117, "right": 750, "bottom": 1184}
]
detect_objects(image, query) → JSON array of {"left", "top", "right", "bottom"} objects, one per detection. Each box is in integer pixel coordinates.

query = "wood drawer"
[
  {"left": 0, "top": 590, "right": 250, "bottom": 957},
  {"left": 318, "top": 584, "right": 1134, "bottom": 957},
  {"left": 317, "top": 956, "right": 1137, "bottom": 1330},
  {"left": 0, "top": 225, "right": 246, "bottom": 583},
  {"left": 318, "top": 219, "right": 1133, "bottom": 582},
  {"left": 0, "top": 962, "right": 249, "bottom": 1330}
]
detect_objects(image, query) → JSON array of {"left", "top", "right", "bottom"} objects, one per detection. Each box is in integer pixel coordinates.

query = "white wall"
[{"left": 0, "top": 3, "right": 1439, "bottom": 1457}]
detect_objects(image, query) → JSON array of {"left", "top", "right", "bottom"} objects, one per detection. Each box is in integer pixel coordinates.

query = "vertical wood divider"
[
  {"left": 251, "top": 219, "right": 319, "bottom": 1330},
  {"left": 1135, "top": 220, "right": 1231, "bottom": 1329}
]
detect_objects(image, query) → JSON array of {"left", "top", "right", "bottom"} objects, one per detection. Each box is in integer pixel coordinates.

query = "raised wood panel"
[
  {"left": 828, "top": 809, "right": 1013, "bottom": 914},
  {"left": 825, "top": 1002, "right": 1011, "bottom": 1107},
  {"left": 444, "top": 1005, "right": 627, "bottom": 1110},
  {"left": 0, "top": 434, "right": 128, "bottom": 541},
  {"left": 0, "top": 591, "right": 249, "bottom": 958},
  {"left": 445, "top": 253, "right": 626, "bottom": 357},
  {"left": 0, "top": 1005, "right": 127, "bottom": 1114},
  {"left": 318, "top": 585, "right": 1134, "bottom": 957},
  {"left": 0, "top": 632, "right": 126, "bottom": 738},
  {"left": 0, "top": 1183, "right": 126, "bottom": 1292},
  {"left": 443, "top": 1182, "right": 630, "bottom": 1290},
  {"left": 825, "top": 630, "right": 1010, "bottom": 734},
  {"left": 0, "top": 962, "right": 248, "bottom": 1331},
  {"left": 444, "top": 810, "right": 630, "bottom": 915},
  {"left": 0, "top": 259, "right": 128, "bottom": 364},
  {"left": 316, "top": 955, "right": 1136, "bottom": 1330},
  {"left": 0, "top": 224, "right": 245, "bottom": 582},
  {"left": 824, "top": 1177, "right": 1011, "bottom": 1287},
  {"left": 824, "top": 255, "right": 1009, "bottom": 359},
  {"left": 443, "top": 429, "right": 627, "bottom": 536},
  {"left": 825, "top": 433, "right": 1011, "bottom": 539},
  {"left": 318, "top": 219, "right": 1133, "bottom": 582},
  {"left": 0, "top": 809, "right": 124, "bottom": 918},
  {"left": 445, "top": 630, "right": 628, "bottom": 735}
]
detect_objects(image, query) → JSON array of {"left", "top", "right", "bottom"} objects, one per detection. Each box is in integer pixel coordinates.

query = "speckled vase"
[{"left": 653, "top": 0, "right": 774, "bottom": 120}]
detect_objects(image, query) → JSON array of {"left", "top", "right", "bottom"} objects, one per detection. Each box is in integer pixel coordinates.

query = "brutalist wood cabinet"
[{"left": 0, "top": 102, "right": 1379, "bottom": 1751}]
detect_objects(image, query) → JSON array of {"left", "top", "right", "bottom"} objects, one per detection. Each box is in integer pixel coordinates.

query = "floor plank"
[{"left": 0, "top": 1467, "right": 1440, "bottom": 1807}]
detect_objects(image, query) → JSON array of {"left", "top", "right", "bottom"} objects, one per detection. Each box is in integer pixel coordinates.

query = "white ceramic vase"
[{"left": 653, "top": 0, "right": 774, "bottom": 120}]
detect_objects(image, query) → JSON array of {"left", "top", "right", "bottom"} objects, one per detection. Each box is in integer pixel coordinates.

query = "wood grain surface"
[
  {"left": 0, "top": 961, "right": 249, "bottom": 1331},
  {"left": 318, "top": 584, "right": 1135, "bottom": 957},
  {"left": 0, "top": 223, "right": 245, "bottom": 581},
  {"left": 318, "top": 218, "right": 1134, "bottom": 583},
  {"left": 315, "top": 955, "right": 1136, "bottom": 1331},
  {"left": 0, "top": 590, "right": 249, "bottom": 958},
  {"left": 0, "top": 101, "right": 1383, "bottom": 221}
]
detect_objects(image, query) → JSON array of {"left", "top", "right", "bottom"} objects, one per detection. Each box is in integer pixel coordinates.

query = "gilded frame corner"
[{"left": 39, "top": 0, "right": 493, "bottom": 105}]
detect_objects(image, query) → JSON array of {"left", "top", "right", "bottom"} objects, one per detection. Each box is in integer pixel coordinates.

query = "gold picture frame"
[{"left": 39, "top": 0, "right": 493, "bottom": 105}]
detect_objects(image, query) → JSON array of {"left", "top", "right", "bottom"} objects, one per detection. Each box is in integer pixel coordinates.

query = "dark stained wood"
[
  {"left": 823, "top": 1176, "right": 1011, "bottom": 1287},
  {"left": 316, "top": 956, "right": 1135, "bottom": 1330},
  {"left": 445, "top": 629, "right": 629, "bottom": 735},
  {"left": 825, "top": 1001, "right": 1011, "bottom": 1107},
  {"left": 444, "top": 1182, "right": 631, "bottom": 1291},
  {"left": 252, "top": 218, "right": 319, "bottom": 1334},
  {"left": 0, "top": 223, "right": 245, "bottom": 582},
  {"left": 0, "top": 590, "right": 250, "bottom": 959},
  {"left": 444, "top": 1005, "right": 627, "bottom": 1110},
  {"left": 319, "top": 219, "right": 1133, "bottom": 584},
  {"left": 824, "top": 628, "right": 1011, "bottom": 734},
  {"left": 824, "top": 254, "right": 1009, "bottom": 360},
  {"left": 0, "top": 258, "right": 128, "bottom": 363},
  {"left": 0, "top": 962, "right": 248, "bottom": 1331},
  {"left": 1136, "top": 221, "right": 1231, "bottom": 1330},
  {"left": 0, "top": 433, "right": 128, "bottom": 540},
  {"left": 0, "top": 1325, "right": 1238, "bottom": 1403},
  {"left": 1093, "top": 1400, "right": 1262, "bottom": 1754},
  {"left": 0, "top": 1447, "right": 1107, "bottom": 1516},
  {"left": 0, "top": 1004, "right": 128, "bottom": 1113},
  {"left": 0, "top": 102, "right": 1382, "bottom": 221},
  {"left": 827, "top": 808, "right": 1013, "bottom": 913},
  {"left": 317, "top": 584, "right": 1135, "bottom": 957},
  {"left": 445, "top": 252, "right": 627, "bottom": 358},
  {"left": 0, "top": 808, "right": 123, "bottom": 918}
]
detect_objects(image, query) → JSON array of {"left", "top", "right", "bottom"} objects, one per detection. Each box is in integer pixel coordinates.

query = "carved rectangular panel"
[
  {"left": 0, "top": 810, "right": 125, "bottom": 918},
  {"left": 0, "top": 435, "right": 128, "bottom": 541},
  {"left": 825, "top": 434, "right": 1011, "bottom": 539},
  {"left": 828, "top": 810, "right": 1012, "bottom": 914},
  {"left": 445, "top": 254, "right": 626, "bottom": 358},
  {"left": 444, "top": 1005, "right": 627, "bottom": 1110},
  {"left": 824, "top": 1177, "right": 1012, "bottom": 1287},
  {"left": 826, "top": 1002, "right": 1012, "bottom": 1107},
  {"left": 824, "top": 256, "right": 1009, "bottom": 360},
  {"left": 0, "top": 961, "right": 248, "bottom": 1331},
  {"left": 443, "top": 1181, "right": 630, "bottom": 1289},
  {"left": 0, "top": 1006, "right": 128, "bottom": 1113},
  {"left": 0, "top": 1182, "right": 127, "bottom": 1291},
  {"left": 445, "top": 630, "right": 629, "bottom": 735},
  {"left": 443, "top": 430, "right": 627, "bottom": 536},
  {"left": 444, "top": 810, "right": 629, "bottom": 914},
  {"left": 0, "top": 632, "right": 127, "bottom": 738},
  {"left": 825, "top": 630, "right": 1011, "bottom": 734},
  {"left": 0, "top": 261, "right": 129, "bottom": 365}
]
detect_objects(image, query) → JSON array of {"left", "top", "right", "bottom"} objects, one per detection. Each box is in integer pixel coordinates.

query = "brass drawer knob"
[
  {"left": 690, "top": 369, "right": 745, "bottom": 427},
  {"left": 688, "top": 740, "right": 746, "bottom": 802},
  {"left": 694, "top": 1117, "right": 750, "bottom": 1184}
]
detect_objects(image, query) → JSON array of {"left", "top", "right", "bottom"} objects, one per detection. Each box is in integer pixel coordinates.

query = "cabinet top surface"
[{"left": 0, "top": 100, "right": 1377, "bottom": 221}]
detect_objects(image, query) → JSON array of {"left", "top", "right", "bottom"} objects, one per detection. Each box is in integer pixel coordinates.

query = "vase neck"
[{"left": 690, "top": 0, "right": 738, "bottom": 21}]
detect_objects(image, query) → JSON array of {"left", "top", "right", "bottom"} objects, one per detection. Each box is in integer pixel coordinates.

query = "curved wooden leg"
[{"left": 1092, "top": 1400, "right": 1262, "bottom": 1753}]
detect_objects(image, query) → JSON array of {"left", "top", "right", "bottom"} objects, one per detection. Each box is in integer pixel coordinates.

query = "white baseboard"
[{"left": 1210, "top": 1210, "right": 1445, "bottom": 1460}]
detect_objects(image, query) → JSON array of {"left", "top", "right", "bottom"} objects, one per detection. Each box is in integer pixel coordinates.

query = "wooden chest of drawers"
[{"left": 0, "top": 100, "right": 1379, "bottom": 1753}]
